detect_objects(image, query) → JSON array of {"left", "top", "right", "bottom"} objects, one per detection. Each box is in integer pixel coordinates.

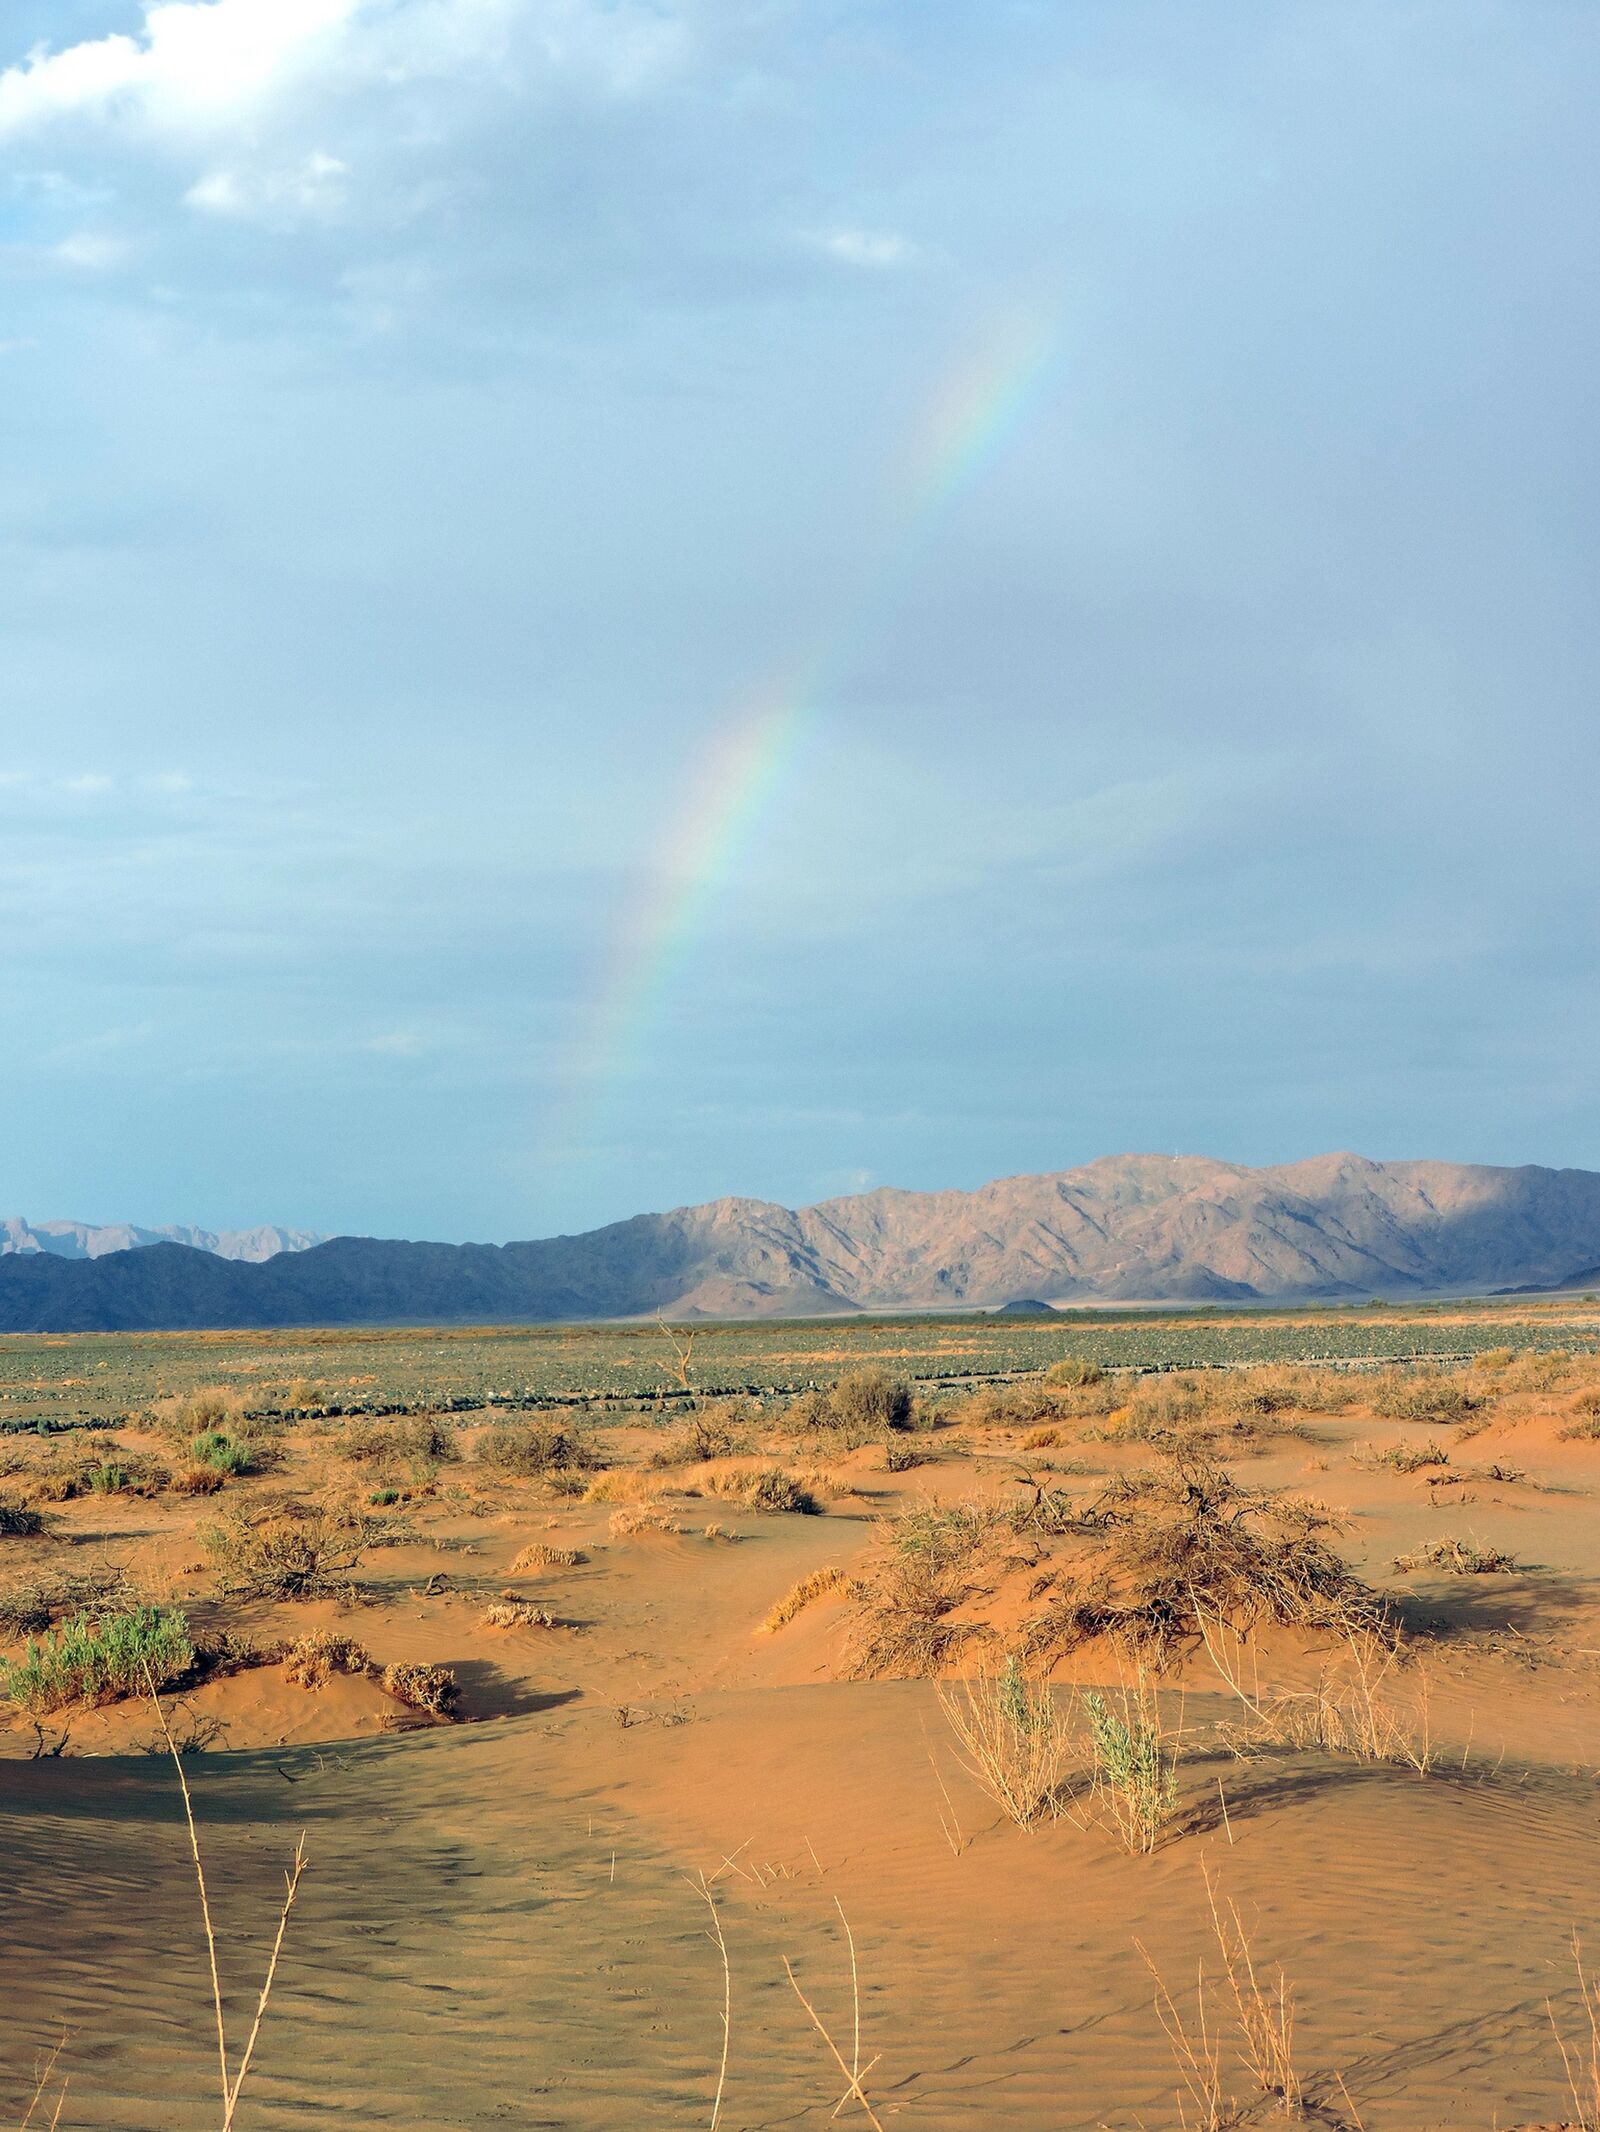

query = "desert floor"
[{"left": 5, "top": 1346, "right": 1600, "bottom": 2129}]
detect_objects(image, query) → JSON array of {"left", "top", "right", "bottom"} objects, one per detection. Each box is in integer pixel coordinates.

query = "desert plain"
[{"left": 4, "top": 1304, "right": 1600, "bottom": 2129}]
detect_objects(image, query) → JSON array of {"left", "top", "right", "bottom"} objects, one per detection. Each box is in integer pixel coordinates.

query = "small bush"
[
  {"left": 884, "top": 1437, "right": 933, "bottom": 1472},
  {"left": 1046, "top": 1358, "right": 1105, "bottom": 1389},
  {"left": 283, "top": 1631, "right": 374, "bottom": 1689},
  {"left": 583, "top": 1469, "right": 663, "bottom": 1505},
  {"left": 650, "top": 1404, "right": 751, "bottom": 1466},
  {"left": 192, "top": 1429, "right": 253, "bottom": 1477},
  {"left": 150, "top": 1386, "right": 251, "bottom": 1439},
  {"left": 381, "top": 1661, "right": 458, "bottom": 1716},
  {"left": 204, "top": 1506, "right": 372, "bottom": 1601},
  {"left": 1, "top": 1606, "right": 193, "bottom": 1715},
  {"left": 476, "top": 1422, "right": 602, "bottom": 1477},
  {"left": 744, "top": 1468, "right": 822, "bottom": 1516},
  {"left": 608, "top": 1506, "right": 682, "bottom": 1538},
  {"left": 0, "top": 1565, "right": 130, "bottom": 1637},
  {"left": 1361, "top": 1439, "right": 1451, "bottom": 1474},
  {"left": 173, "top": 1463, "right": 226, "bottom": 1496},
  {"left": 1083, "top": 1674, "right": 1181, "bottom": 1854},
  {"left": 0, "top": 1500, "right": 45, "bottom": 1538},
  {"left": 939, "top": 1656, "right": 1073, "bottom": 1829},
  {"left": 778, "top": 1370, "right": 916, "bottom": 1448},
  {"left": 1370, "top": 1371, "right": 1489, "bottom": 1425}
]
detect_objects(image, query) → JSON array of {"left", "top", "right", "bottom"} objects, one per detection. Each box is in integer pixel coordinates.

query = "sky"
[{"left": 1, "top": 0, "right": 1598, "bottom": 1244}]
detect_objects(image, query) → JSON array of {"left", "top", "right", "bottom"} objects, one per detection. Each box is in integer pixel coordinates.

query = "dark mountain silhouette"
[{"left": 4, "top": 1153, "right": 1600, "bottom": 1331}]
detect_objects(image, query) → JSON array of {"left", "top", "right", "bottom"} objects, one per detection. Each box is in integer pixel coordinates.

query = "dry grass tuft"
[
  {"left": 510, "top": 1542, "right": 584, "bottom": 1571},
  {"left": 1393, "top": 1534, "right": 1520, "bottom": 1575},
  {"left": 609, "top": 1506, "right": 683, "bottom": 1539},
  {"left": 761, "top": 1565, "right": 848, "bottom": 1633},
  {"left": 584, "top": 1469, "right": 664, "bottom": 1505},
  {"left": 938, "top": 1657, "right": 1073, "bottom": 1830},
  {"left": 1198, "top": 1607, "right": 1434, "bottom": 1774},
  {"left": 481, "top": 1596, "right": 556, "bottom": 1628}
]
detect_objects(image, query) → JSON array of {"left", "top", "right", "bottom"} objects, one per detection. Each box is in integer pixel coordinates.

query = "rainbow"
[{"left": 559, "top": 304, "right": 1065, "bottom": 1144}]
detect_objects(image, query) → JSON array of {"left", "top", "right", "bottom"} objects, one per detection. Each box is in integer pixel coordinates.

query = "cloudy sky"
[{"left": 1, "top": 0, "right": 1597, "bottom": 1243}]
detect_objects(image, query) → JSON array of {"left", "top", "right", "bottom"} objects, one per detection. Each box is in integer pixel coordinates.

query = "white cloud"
[
  {"left": 186, "top": 149, "right": 348, "bottom": 222},
  {"left": 51, "top": 230, "right": 131, "bottom": 268},
  {"left": 0, "top": 0, "right": 681, "bottom": 146},
  {"left": 812, "top": 227, "right": 913, "bottom": 269},
  {"left": 61, "top": 773, "right": 115, "bottom": 793}
]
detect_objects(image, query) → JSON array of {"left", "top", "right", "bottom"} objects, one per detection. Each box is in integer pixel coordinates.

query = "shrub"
[
  {"left": 0, "top": 1565, "right": 130, "bottom": 1637},
  {"left": 1083, "top": 1672, "right": 1182, "bottom": 1854},
  {"left": 203, "top": 1506, "right": 372, "bottom": 1601},
  {"left": 1026, "top": 1454, "right": 1377, "bottom": 1661},
  {"left": 1360, "top": 1439, "right": 1451, "bottom": 1474},
  {"left": 150, "top": 1386, "right": 250, "bottom": 1438},
  {"left": 744, "top": 1468, "right": 822, "bottom": 1516},
  {"left": 608, "top": 1506, "right": 682, "bottom": 1538},
  {"left": 778, "top": 1370, "right": 915, "bottom": 1448},
  {"left": 283, "top": 1631, "right": 374, "bottom": 1688},
  {"left": 476, "top": 1422, "right": 602, "bottom": 1477},
  {"left": 650, "top": 1404, "right": 751, "bottom": 1466},
  {"left": 173, "top": 1463, "right": 226, "bottom": 1496},
  {"left": 1046, "top": 1358, "right": 1105, "bottom": 1389},
  {"left": 583, "top": 1469, "right": 664, "bottom": 1505},
  {"left": 0, "top": 1500, "right": 45, "bottom": 1538},
  {"left": 1370, "top": 1371, "right": 1489, "bottom": 1425},
  {"left": 1, "top": 1606, "right": 193, "bottom": 1715},
  {"left": 381, "top": 1661, "right": 458, "bottom": 1717},
  {"left": 192, "top": 1429, "right": 253, "bottom": 1477},
  {"left": 843, "top": 1498, "right": 1004, "bottom": 1678},
  {"left": 884, "top": 1437, "right": 933, "bottom": 1472}
]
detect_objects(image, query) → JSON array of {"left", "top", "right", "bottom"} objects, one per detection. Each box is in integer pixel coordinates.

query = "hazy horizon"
[{"left": 4, "top": 1, "right": 1598, "bottom": 1243}]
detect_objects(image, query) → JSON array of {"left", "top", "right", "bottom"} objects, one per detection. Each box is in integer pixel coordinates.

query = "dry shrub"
[
  {"left": 583, "top": 1468, "right": 663, "bottom": 1505},
  {"left": 1473, "top": 1347, "right": 1517, "bottom": 1372},
  {"left": 1026, "top": 1454, "right": 1376, "bottom": 1663},
  {"left": 381, "top": 1660, "right": 458, "bottom": 1717},
  {"left": 173, "top": 1462, "right": 227, "bottom": 1496},
  {"left": 883, "top": 1436, "right": 933, "bottom": 1472},
  {"left": 1369, "top": 1368, "right": 1491, "bottom": 1425},
  {"left": 510, "top": 1542, "right": 584, "bottom": 1571},
  {"left": 954, "top": 1382, "right": 1066, "bottom": 1430},
  {"left": 476, "top": 1420, "right": 603, "bottom": 1477},
  {"left": 337, "top": 1416, "right": 458, "bottom": 1469},
  {"left": 844, "top": 1498, "right": 1005, "bottom": 1679},
  {"left": 695, "top": 1465, "right": 823, "bottom": 1515},
  {"left": 776, "top": 1368, "right": 917, "bottom": 1449},
  {"left": 0, "top": 1562, "right": 130, "bottom": 1637},
  {"left": 648, "top": 1403, "right": 751, "bottom": 1466},
  {"left": 481, "top": 1596, "right": 555, "bottom": 1629},
  {"left": 283, "top": 1630, "right": 375, "bottom": 1688},
  {"left": 939, "top": 1656, "right": 1074, "bottom": 1829},
  {"left": 1393, "top": 1534, "right": 1519, "bottom": 1575},
  {"left": 150, "top": 1385, "right": 252, "bottom": 1437},
  {"left": 1046, "top": 1357, "right": 1105, "bottom": 1388},
  {"left": 204, "top": 1504, "right": 373, "bottom": 1600},
  {"left": 1022, "top": 1426, "right": 1062, "bottom": 1450},
  {"left": 0, "top": 1500, "right": 45, "bottom": 1538},
  {"left": 761, "top": 1565, "right": 847, "bottom": 1633}
]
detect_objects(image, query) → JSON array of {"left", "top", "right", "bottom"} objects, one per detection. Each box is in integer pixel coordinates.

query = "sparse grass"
[
  {"left": 1370, "top": 1369, "right": 1491, "bottom": 1425},
  {"left": 609, "top": 1506, "right": 683, "bottom": 1538},
  {"left": 1198, "top": 1608, "right": 1434, "bottom": 1774},
  {"left": 761, "top": 1565, "right": 848, "bottom": 1633},
  {"left": 1, "top": 1606, "right": 194, "bottom": 1715},
  {"left": 1547, "top": 1933, "right": 1600, "bottom": 2132},
  {"left": 938, "top": 1656, "right": 1074, "bottom": 1829},
  {"left": 1393, "top": 1535, "right": 1520, "bottom": 1575},
  {"left": 1358, "top": 1437, "right": 1452, "bottom": 1473}
]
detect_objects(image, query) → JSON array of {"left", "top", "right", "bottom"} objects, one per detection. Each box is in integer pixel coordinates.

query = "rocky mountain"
[
  {"left": 2, "top": 1153, "right": 1600, "bottom": 1331},
  {"left": 0, "top": 1218, "right": 324, "bottom": 1264}
]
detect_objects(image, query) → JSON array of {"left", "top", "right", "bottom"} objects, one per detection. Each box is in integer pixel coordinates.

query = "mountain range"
[
  {"left": 2, "top": 1153, "right": 1600, "bottom": 1332},
  {"left": 0, "top": 1218, "right": 324, "bottom": 1263}
]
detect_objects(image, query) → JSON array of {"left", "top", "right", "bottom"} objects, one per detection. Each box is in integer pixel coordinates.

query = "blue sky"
[{"left": 1, "top": 0, "right": 1597, "bottom": 1242}]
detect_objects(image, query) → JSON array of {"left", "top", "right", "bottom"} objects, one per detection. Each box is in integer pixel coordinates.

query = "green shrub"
[
  {"left": 191, "top": 1429, "right": 253, "bottom": 1477},
  {"left": 1, "top": 1606, "right": 193, "bottom": 1715}
]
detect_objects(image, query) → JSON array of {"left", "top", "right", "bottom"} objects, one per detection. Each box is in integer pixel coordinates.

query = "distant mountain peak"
[{"left": 0, "top": 1217, "right": 325, "bottom": 1264}]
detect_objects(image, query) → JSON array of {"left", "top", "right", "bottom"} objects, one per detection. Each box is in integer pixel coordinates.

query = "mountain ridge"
[
  {"left": 0, "top": 1218, "right": 324, "bottom": 1263},
  {"left": 3, "top": 1152, "right": 1600, "bottom": 1331}
]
